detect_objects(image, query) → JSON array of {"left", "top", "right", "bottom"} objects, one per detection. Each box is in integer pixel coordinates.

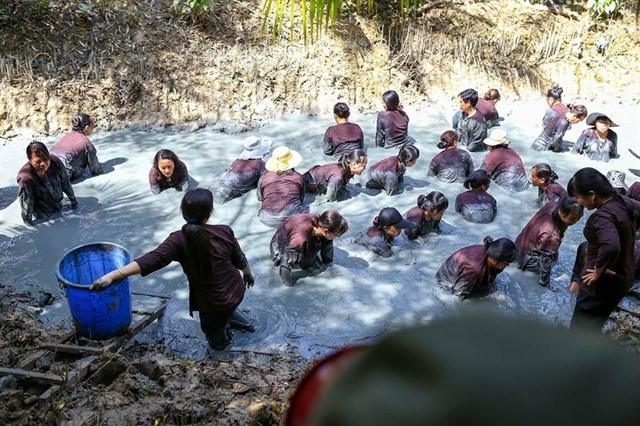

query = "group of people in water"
[{"left": 14, "top": 87, "right": 640, "bottom": 350}]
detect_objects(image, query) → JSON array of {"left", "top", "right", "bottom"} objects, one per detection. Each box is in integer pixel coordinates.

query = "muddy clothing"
[
  {"left": 436, "top": 245, "right": 500, "bottom": 300},
  {"left": 403, "top": 206, "right": 441, "bottom": 240},
  {"left": 303, "top": 163, "right": 349, "bottom": 202},
  {"left": 270, "top": 213, "right": 333, "bottom": 271},
  {"left": 215, "top": 158, "right": 266, "bottom": 203},
  {"left": 375, "top": 110, "right": 414, "bottom": 149},
  {"left": 628, "top": 182, "right": 640, "bottom": 202},
  {"left": 476, "top": 98, "right": 500, "bottom": 128},
  {"left": 480, "top": 146, "right": 529, "bottom": 192},
  {"left": 571, "top": 196, "right": 640, "bottom": 330},
  {"left": 364, "top": 156, "right": 405, "bottom": 195},
  {"left": 537, "top": 182, "right": 567, "bottom": 208},
  {"left": 515, "top": 202, "right": 567, "bottom": 287},
  {"left": 531, "top": 115, "right": 570, "bottom": 152},
  {"left": 135, "top": 224, "right": 247, "bottom": 316},
  {"left": 572, "top": 128, "right": 618, "bottom": 162},
  {"left": 427, "top": 148, "right": 474, "bottom": 183},
  {"left": 51, "top": 131, "right": 102, "bottom": 180},
  {"left": 257, "top": 170, "right": 307, "bottom": 227},
  {"left": 323, "top": 122, "right": 364, "bottom": 156},
  {"left": 456, "top": 110, "right": 487, "bottom": 152},
  {"left": 572, "top": 241, "right": 640, "bottom": 283},
  {"left": 354, "top": 227, "right": 394, "bottom": 258},
  {"left": 542, "top": 103, "right": 568, "bottom": 127},
  {"left": 455, "top": 190, "right": 497, "bottom": 224},
  {"left": 149, "top": 160, "right": 189, "bottom": 194},
  {"left": 17, "top": 156, "right": 77, "bottom": 224}
]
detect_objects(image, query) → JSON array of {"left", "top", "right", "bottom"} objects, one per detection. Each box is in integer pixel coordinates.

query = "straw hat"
[
  {"left": 483, "top": 129, "right": 510, "bottom": 146},
  {"left": 265, "top": 146, "right": 302, "bottom": 172},
  {"left": 586, "top": 112, "right": 618, "bottom": 127},
  {"left": 238, "top": 137, "right": 272, "bottom": 160},
  {"left": 607, "top": 170, "right": 628, "bottom": 191}
]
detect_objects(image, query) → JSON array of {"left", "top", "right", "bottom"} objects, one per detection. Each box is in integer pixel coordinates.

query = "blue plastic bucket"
[{"left": 56, "top": 242, "right": 133, "bottom": 340}]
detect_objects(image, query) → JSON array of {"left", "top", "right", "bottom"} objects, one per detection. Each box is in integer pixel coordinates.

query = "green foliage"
[{"left": 587, "top": 0, "right": 622, "bottom": 18}]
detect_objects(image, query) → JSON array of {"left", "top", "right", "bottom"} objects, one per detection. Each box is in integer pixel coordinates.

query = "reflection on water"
[{"left": 0, "top": 100, "right": 638, "bottom": 358}]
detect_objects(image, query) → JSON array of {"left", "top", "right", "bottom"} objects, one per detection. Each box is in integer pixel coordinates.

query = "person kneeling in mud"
[
  {"left": 91, "top": 188, "right": 255, "bottom": 351},
  {"left": 354, "top": 207, "right": 411, "bottom": 258},
  {"left": 363, "top": 145, "right": 419, "bottom": 196},
  {"left": 403, "top": 192, "right": 449, "bottom": 240},
  {"left": 303, "top": 150, "right": 368, "bottom": 202},
  {"left": 271, "top": 210, "right": 348, "bottom": 287}
]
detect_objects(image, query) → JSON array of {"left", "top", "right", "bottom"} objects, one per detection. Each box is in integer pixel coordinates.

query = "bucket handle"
[{"left": 59, "top": 281, "right": 68, "bottom": 298}]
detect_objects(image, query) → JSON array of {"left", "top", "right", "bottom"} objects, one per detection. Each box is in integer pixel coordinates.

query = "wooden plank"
[
  {"left": 103, "top": 302, "right": 168, "bottom": 353},
  {"left": 38, "top": 356, "right": 99, "bottom": 401},
  {"left": 17, "top": 329, "right": 77, "bottom": 369},
  {"left": 132, "top": 308, "right": 156, "bottom": 316},
  {"left": 40, "top": 343, "right": 104, "bottom": 355},
  {"left": 131, "top": 291, "right": 172, "bottom": 299},
  {"left": 0, "top": 367, "right": 65, "bottom": 385}
]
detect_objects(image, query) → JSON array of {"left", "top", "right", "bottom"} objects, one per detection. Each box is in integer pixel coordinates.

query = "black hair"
[
  {"left": 71, "top": 113, "right": 94, "bottom": 132},
  {"left": 458, "top": 88, "right": 478, "bottom": 107},
  {"left": 483, "top": 89, "right": 501, "bottom": 101},
  {"left": 316, "top": 210, "right": 349, "bottom": 236},
  {"left": 567, "top": 167, "right": 615, "bottom": 199},
  {"left": 567, "top": 104, "right": 588, "bottom": 120},
  {"left": 546, "top": 86, "right": 563, "bottom": 101},
  {"left": 339, "top": 149, "right": 367, "bottom": 179},
  {"left": 398, "top": 145, "right": 420, "bottom": 165},
  {"left": 555, "top": 195, "right": 583, "bottom": 217},
  {"left": 334, "top": 102, "right": 350, "bottom": 119},
  {"left": 26, "top": 141, "right": 50, "bottom": 160},
  {"left": 483, "top": 236, "right": 517, "bottom": 263},
  {"left": 437, "top": 130, "right": 458, "bottom": 150},
  {"left": 181, "top": 189, "right": 215, "bottom": 280},
  {"left": 531, "top": 163, "right": 558, "bottom": 184},
  {"left": 464, "top": 169, "right": 491, "bottom": 190},
  {"left": 418, "top": 191, "right": 449, "bottom": 212},
  {"left": 382, "top": 90, "right": 400, "bottom": 110},
  {"left": 153, "top": 149, "right": 180, "bottom": 169}
]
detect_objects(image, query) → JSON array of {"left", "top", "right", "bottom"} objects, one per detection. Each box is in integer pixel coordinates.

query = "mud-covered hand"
[
  {"left": 582, "top": 268, "right": 616, "bottom": 286},
  {"left": 90, "top": 275, "right": 115, "bottom": 291},
  {"left": 243, "top": 272, "right": 255, "bottom": 289}
]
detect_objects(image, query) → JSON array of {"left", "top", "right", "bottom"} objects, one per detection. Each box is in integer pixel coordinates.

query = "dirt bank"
[{"left": 1, "top": 0, "right": 639, "bottom": 135}]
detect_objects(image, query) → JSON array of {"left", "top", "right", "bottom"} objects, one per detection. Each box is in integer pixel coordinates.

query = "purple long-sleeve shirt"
[
  {"left": 456, "top": 110, "right": 487, "bottom": 152},
  {"left": 572, "top": 128, "right": 618, "bottom": 162},
  {"left": 148, "top": 159, "right": 189, "bottom": 194},
  {"left": 531, "top": 115, "right": 570, "bottom": 152},
  {"left": 455, "top": 190, "right": 497, "bottom": 224},
  {"left": 436, "top": 245, "right": 501, "bottom": 299},
  {"left": 51, "top": 131, "right": 102, "bottom": 180},
  {"left": 537, "top": 182, "right": 567, "bottom": 208},
  {"left": 303, "top": 163, "right": 349, "bottom": 201},
  {"left": 364, "top": 156, "right": 405, "bottom": 195},
  {"left": 257, "top": 170, "right": 305, "bottom": 213},
  {"left": 354, "top": 226, "right": 394, "bottom": 258},
  {"left": 135, "top": 224, "right": 247, "bottom": 315},
  {"left": 403, "top": 206, "right": 441, "bottom": 240},
  {"left": 480, "top": 147, "right": 529, "bottom": 192},
  {"left": 375, "top": 110, "right": 411, "bottom": 149},
  {"left": 216, "top": 158, "right": 266, "bottom": 203},
  {"left": 270, "top": 213, "right": 333, "bottom": 268},
  {"left": 323, "top": 122, "right": 364, "bottom": 156},
  {"left": 427, "top": 148, "right": 474, "bottom": 183}
]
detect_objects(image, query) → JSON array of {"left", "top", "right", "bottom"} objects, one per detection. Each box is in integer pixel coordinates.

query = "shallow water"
[{"left": 1, "top": 99, "right": 639, "bottom": 359}]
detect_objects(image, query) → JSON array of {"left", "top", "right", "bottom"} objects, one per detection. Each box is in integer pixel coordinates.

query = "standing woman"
[
  {"left": 270, "top": 210, "right": 348, "bottom": 287},
  {"left": 354, "top": 207, "right": 411, "bottom": 258},
  {"left": 323, "top": 102, "right": 364, "bottom": 157},
  {"left": 91, "top": 189, "right": 255, "bottom": 350},
  {"left": 514, "top": 196, "right": 583, "bottom": 288},
  {"left": 542, "top": 85, "right": 567, "bottom": 126},
  {"left": 427, "top": 130, "right": 474, "bottom": 183},
  {"left": 568, "top": 167, "right": 640, "bottom": 331},
  {"left": 364, "top": 145, "right": 420, "bottom": 196},
  {"left": 51, "top": 113, "right": 103, "bottom": 181},
  {"left": 480, "top": 129, "right": 529, "bottom": 192},
  {"left": 436, "top": 237, "right": 517, "bottom": 300},
  {"left": 149, "top": 149, "right": 189, "bottom": 194},
  {"left": 375, "top": 90, "right": 416, "bottom": 149},
  {"left": 257, "top": 146, "right": 307, "bottom": 227},
  {"left": 303, "top": 150, "right": 368, "bottom": 202},
  {"left": 531, "top": 104, "right": 588, "bottom": 152},
  {"left": 477, "top": 88, "right": 501, "bottom": 128},
  {"left": 572, "top": 112, "right": 618, "bottom": 162},
  {"left": 530, "top": 163, "right": 567, "bottom": 208},
  {"left": 404, "top": 192, "right": 449, "bottom": 240},
  {"left": 455, "top": 170, "right": 497, "bottom": 224}
]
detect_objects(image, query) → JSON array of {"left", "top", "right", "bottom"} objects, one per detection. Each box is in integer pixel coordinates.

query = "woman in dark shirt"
[
  {"left": 541, "top": 85, "right": 567, "bottom": 126},
  {"left": 257, "top": 146, "right": 308, "bottom": 227},
  {"left": 530, "top": 163, "right": 567, "bottom": 208},
  {"left": 455, "top": 169, "right": 497, "bottom": 224},
  {"left": 427, "top": 130, "right": 474, "bottom": 183},
  {"left": 567, "top": 167, "right": 640, "bottom": 331},
  {"left": 572, "top": 112, "right": 618, "bottom": 162},
  {"left": 531, "top": 104, "right": 588, "bottom": 152},
  {"left": 91, "top": 189, "right": 255, "bottom": 350},
  {"left": 436, "top": 236, "right": 516, "bottom": 300},
  {"left": 149, "top": 149, "right": 189, "bottom": 194},
  {"left": 304, "top": 150, "right": 368, "bottom": 202},
  {"left": 323, "top": 102, "right": 365, "bottom": 157},
  {"left": 364, "top": 145, "right": 419, "bottom": 196},
  {"left": 354, "top": 207, "right": 411, "bottom": 258},
  {"left": 51, "top": 113, "right": 103, "bottom": 181},
  {"left": 480, "top": 129, "right": 529, "bottom": 192},
  {"left": 375, "top": 90, "right": 415, "bottom": 149},
  {"left": 404, "top": 192, "right": 449, "bottom": 240},
  {"left": 271, "top": 210, "right": 348, "bottom": 287},
  {"left": 515, "top": 196, "right": 583, "bottom": 288},
  {"left": 215, "top": 136, "right": 271, "bottom": 204}
]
